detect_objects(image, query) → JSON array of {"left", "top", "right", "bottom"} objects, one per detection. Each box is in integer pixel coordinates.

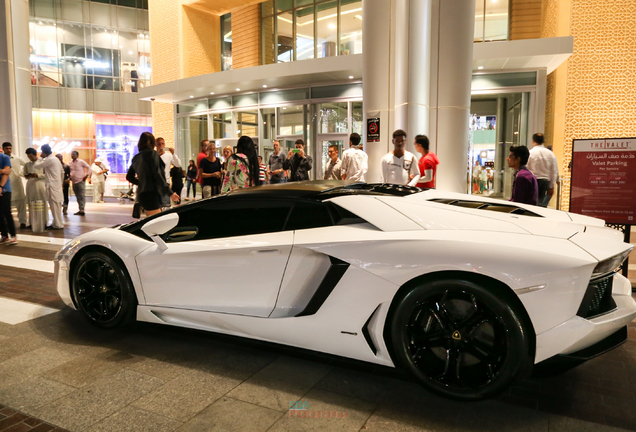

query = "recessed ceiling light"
[
  {"left": 189, "top": 95, "right": 193, "bottom": 98},
  {"left": 348, "top": 76, "right": 354, "bottom": 79},
  {"left": 236, "top": 88, "right": 240, "bottom": 91},
  {"left": 282, "top": 107, "right": 287, "bottom": 110},
  {"left": 262, "top": 85, "right": 267, "bottom": 88},
  {"left": 477, "top": 66, "right": 484, "bottom": 70},
  {"left": 210, "top": 92, "right": 215, "bottom": 95}
]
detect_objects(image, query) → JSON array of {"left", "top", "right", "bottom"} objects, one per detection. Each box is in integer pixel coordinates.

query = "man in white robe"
[{"left": 33, "top": 144, "right": 64, "bottom": 230}]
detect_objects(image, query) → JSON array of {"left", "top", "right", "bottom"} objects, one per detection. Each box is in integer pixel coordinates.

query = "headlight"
[
  {"left": 591, "top": 247, "right": 632, "bottom": 279},
  {"left": 56, "top": 239, "right": 81, "bottom": 258}
]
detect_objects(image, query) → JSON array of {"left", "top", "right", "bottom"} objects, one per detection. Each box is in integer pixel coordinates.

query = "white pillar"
[
  {"left": 406, "top": 0, "right": 432, "bottom": 153},
  {"left": 0, "top": 0, "right": 32, "bottom": 155},
  {"left": 430, "top": 0, "right": 475, "bottom": 193},
  {"left": 362, "top": 0, "right": 393, "bottom": 183}
]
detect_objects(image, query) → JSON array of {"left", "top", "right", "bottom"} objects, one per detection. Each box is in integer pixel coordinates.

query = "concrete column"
[
  {"left": 0, "top": 0, "right": 32, "bottom": 155},
  {"left": 363, "top": 0, "right": 433, "bottom": 181},
  {"left": 406, "top": 0, "right": 432, "bottom": 153},
  {"left": 430, "top": 0, "right": 475, "bottom": 193},
  {"left": 362, "top": 0, "right": 393, "bottom": 182}
]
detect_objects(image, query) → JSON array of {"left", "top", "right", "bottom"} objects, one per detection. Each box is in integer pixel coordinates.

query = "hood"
[{"left": 377, "top": 194, "right": 611, "bottom": 240}]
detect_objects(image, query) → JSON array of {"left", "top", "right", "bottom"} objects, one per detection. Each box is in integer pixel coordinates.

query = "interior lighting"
[
  {"left": 328, "top": 23, "right": 336, "bottom": 29},
  {"left": 210, "top": 92, "right": 215, "bottom": 95},
  {"left": 236, "top": 88, "right": 240, "bottom": 91},
  {"left": 477, "top": 66, "right": 484, "bottom": 69},
  {"left": 189, "top": 95, "right": 193, "bottom": 98},
  {"left": 282, "top": 107, "right": 287, "bottom": 110},
  {"left": 262, "top": 85, "right": 268, "bottom": 88},
  {"left": 349, "top": 76, "right": 354, "bottom": 79}
]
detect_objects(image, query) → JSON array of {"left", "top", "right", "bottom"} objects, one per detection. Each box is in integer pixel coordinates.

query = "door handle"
[{"left": 251, "top": 249, "right": 280, "bottom": 254}]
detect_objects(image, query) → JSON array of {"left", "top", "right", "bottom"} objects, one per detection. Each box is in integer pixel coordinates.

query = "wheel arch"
[
  {"left": 382, "top": 270, "right": 537, "bottom": 367},
  {"left": 69, "top": 245, "right": 140, "bottom": 309}
]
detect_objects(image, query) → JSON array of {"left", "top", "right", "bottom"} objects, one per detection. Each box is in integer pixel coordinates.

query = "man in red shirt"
[
  {"left": 196, "top": 140, "right": 209, "bottom": 190},
  {"left": 414, "top": 134, "right": 439, "bottom": 189}
]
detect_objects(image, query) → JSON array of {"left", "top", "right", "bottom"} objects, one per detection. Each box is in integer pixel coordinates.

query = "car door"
[{"left": 135, "top": 197, "right": 294, "bottom": 317}]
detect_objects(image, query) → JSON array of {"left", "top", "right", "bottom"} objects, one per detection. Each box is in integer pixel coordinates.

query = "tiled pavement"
[{"left": 0, "top": 199, "right": 636, "bottom": 432}]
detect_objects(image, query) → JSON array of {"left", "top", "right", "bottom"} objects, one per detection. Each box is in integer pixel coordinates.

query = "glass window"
[
  {"left": 167, "top": 198, "right": 293, "bottom": 241},
  {"left": 340, "top": 0, "right": 362, "bottom": 55},
  {"left": 262, "top": 15, "right": 276, "bottom": 65},
  {"left": 211, "top": 112, "right": 232, "bottom": 139},
  {"left": 278, "top": 105, "right": 305, "bottom": 135},
  {"left": 286, "top": 201, "right": 333, "bottom": 231},
  {"left": 32, "top": 21, "right": 62, "bottom": 87},
  {"left": 318, "top": 102, "right": 347, "bottom": 133},
  {"left": 233, "top": 93, "right": 258, "bottom": 107},
  {"left": 474, "top": 0, "right": 508, "bottom": 42},
  {"left": 261, "top": 107, "right": 276, "bottom": 140},
  {"left": 178, "top": 115, "right": 208, "bottom": 163},
  {"left": 260, "top": 88, "right": 309, "bottom": 104},
  {"left": 277, "top": 11, "right": 293, "bottom": 62},
  {"left": 276, "top": 0, "right": 293, "bottom": 12},
  {"left": 221, "top": 13, "right": 232, "bottom": 71},
  {"left": 316, "top": 1, "right": 337, "bottom": 58},
  {"left": 236, "top": 111, "right": 258, "bottom": 137},
  {"left": 295, "top": 6, "right": 314, "bottom": 60},
  {"left": 351, "top": 101, "right": 363, "bottom": 134},
  {"left": 209, "top": 97, "right": 232, "bottom": 110}
]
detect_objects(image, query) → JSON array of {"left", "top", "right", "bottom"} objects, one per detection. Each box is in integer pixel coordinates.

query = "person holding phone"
[{"left": 283, "top": 139, "right": 312, "bottom": 181}]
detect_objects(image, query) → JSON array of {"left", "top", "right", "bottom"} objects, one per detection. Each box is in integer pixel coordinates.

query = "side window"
[
  {"left": 167, "top": 198, "right": 293, "bottom": 241},
  {"left": 285, "top": 201, "right": 334, "bottom": 231}
]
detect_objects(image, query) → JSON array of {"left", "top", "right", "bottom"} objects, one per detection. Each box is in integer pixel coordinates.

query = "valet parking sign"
[{"left": 570, "top": 138, "right": 636, "bottom": 224}]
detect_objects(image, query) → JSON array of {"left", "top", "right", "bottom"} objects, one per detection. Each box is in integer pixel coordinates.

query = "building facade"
[{"left": 142, "top": 0, "right": 580, "bottom": 202}]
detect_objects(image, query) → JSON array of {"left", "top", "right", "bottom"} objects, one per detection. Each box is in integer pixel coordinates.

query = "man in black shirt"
[{"left": 283, "top": 139, "right": 312, "bottom": 181}]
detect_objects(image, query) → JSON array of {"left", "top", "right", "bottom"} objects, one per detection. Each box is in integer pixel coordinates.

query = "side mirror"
[{"left": 142, "top": 213, "right": 179, "bottom": 251}]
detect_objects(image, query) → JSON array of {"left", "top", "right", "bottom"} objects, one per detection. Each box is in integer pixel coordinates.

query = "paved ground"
[{"left": 1, "top": 199, "right": 636, "bottom": 432}]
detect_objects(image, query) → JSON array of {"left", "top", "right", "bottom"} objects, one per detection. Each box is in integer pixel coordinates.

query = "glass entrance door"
[
  {"left": 317, "top": 133, "right": 348, "bottom": 180},
  {"left": 469, "top": 92, "right": 530, "bottom": 199}
]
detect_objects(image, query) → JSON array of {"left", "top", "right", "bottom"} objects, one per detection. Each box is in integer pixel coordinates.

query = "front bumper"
[
  {"left": 55, "top": 257, "right": 76, "bottom": 309},
  {"left": 535, "top": 272, "right": 636, "bottom": 363}
]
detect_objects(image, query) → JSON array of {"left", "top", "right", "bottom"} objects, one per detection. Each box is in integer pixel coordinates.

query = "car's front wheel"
[
  {"left": 389, "top": 279, "right": 530, "bottom": 400},
  {"left": 71, "top": 250, "right": 137, "bottom": 328}
]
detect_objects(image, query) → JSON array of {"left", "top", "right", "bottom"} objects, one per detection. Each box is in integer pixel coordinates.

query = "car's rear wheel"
[
  {"left": 389, "top": 279, "right": 529, "bottom": 400},
  {"left": 71, "top": 251, "right": 137, "bottom": 328}
]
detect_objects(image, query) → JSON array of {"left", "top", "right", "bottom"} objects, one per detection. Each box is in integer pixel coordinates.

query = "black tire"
[
  {"left": 388, "top": 279, "right": 529, "bottom": 400},
  {"left": 71, "top": 250, "right": 137, "bottom": 328}
]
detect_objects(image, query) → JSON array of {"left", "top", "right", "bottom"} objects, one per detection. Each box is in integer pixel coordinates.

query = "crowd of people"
[{"left": 0, "top": 128, "right": 556, "bottom": 243}]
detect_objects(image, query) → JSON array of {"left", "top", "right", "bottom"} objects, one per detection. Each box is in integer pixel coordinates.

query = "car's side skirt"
[{"left": 136, "top": 265, "right": 399, "bottom": 367}]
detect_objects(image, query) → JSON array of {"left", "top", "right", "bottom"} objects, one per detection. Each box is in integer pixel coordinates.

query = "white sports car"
[{"left": 54, "top": 182, "right": 635, "bottom": 400}]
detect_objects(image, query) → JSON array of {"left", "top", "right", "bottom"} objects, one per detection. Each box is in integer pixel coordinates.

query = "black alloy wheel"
[
  {"left": 71, "top": 251, "right": 137, "bottom": 328},
  {"left": 389, "top": 279, "right": 529, "bottom": 400}
]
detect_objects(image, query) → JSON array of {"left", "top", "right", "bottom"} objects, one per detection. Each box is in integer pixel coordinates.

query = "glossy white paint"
[
  {"left": 54, "top": 189, "right": 636, "bottom": 371},
  {"left": 270, "top": 246, "right": 332, "bottom": 318},
  {"left": 141, "top": 213, "right": 179, "bottom": 236},
  {"left": 327, "top": 196, "right": 423, "bottom": 232},
  {"left": 137, "top": 265, "right": 399, "bottom": 366},
  {"left": 55, "top": 228, "right": 154, "bottom": 307},
  {"left": 135, "top": 231, "right": 293, "bottom": 317}
]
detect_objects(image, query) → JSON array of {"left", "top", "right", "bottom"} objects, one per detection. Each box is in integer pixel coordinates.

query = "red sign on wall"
[{"left": 570, "top": 138, "right": 636, "bottom": 224}]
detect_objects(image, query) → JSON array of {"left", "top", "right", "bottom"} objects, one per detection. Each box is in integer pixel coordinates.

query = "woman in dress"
[
  {"left": 126, "top": 132, "right": 179, "bottom": 217},
  {"left": 221, "top": 136, "right": 259, "bottom": 193},
  {"left": 23, "top": 147, "right": 48, "bottom": 232}
]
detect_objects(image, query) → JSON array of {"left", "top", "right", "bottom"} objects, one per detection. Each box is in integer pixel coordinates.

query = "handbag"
[{"left": 132, "top": 202, "right": 141, "bottom": 218}]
